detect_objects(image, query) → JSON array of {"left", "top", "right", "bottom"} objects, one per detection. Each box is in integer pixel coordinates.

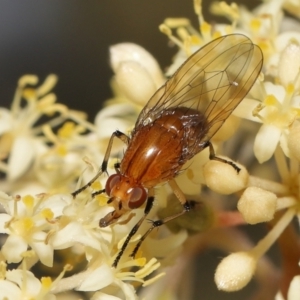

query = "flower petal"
[
  {"left": 50, "top": 221, "right": 85, "bottom": 249},
  {"left": 233, "top": 98, "right": 261, "bottom": 122},
  {"left": 91, "top": 292, "right": 122, "bottom": 300},
  {"left": 6, "top": 270, "right": 41, "bottom": 297},
  {"left": 8, "top": 136, "right": 35, "bottom": 181},
  {"left": 0, "top": 108, "right": 13, "bottom": 134},
  {"left": 2, "top": 235, "right": 28, "bottom": 263},
  {"left": 95, "top": 104, "right": 135, "bottom": 140},
  {"left": 77, "top": 264, "right": 114, "bottom": 291},
  {"left": 254, "top": 124, "right": 281, "bottom": 163},
  {"left": 113, "top": 279, "right": 138, "bottom": 300},
  {"left": 0, "top": 213, "right": 11, "bottom": 234},
  {"left": 0, "top": 280, "right": 21, "bottom": 299},
  {"left": 30, "top": 231, "right": 54, "bottom": 267}
]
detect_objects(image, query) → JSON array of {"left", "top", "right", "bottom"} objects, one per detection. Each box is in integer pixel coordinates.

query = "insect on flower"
[{"left": 72, "top": 34, "right": 263, "bottom": 267}]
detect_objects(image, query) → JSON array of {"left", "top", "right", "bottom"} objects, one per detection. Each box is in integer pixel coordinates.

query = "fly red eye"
[
  {"left": 105, "top": 174, "right": 121, "bottom": 196},
  {"left": 128, "top": 187, "right": 147, "bottom": 209}
]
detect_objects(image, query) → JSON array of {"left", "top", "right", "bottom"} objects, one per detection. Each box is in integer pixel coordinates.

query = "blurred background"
[
  {"left": 0, "top": 1, "right": 270, "bottom": 300},
  {"left": 0, "top": 0, "right": 258, "bottom": 120}
]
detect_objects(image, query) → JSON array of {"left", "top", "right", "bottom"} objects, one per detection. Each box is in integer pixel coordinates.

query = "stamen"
[
  {"left": 159, "top": 24, "right": 185, "bottom": 49},
  {"left": 36, "top": 74, "right": 58, "bottom": 97}
]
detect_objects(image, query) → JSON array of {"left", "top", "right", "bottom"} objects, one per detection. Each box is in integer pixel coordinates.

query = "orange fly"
[{"left": 72, "top": 34, "right": 263, "bottom": 267}]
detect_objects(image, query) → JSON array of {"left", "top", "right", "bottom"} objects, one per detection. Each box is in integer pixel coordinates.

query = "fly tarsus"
[
  {"left": 206, "top": 141, "right": 241, "bottom": 173},
  {"left": 129, "top": 199, "right": 193, "bottom": 259}
]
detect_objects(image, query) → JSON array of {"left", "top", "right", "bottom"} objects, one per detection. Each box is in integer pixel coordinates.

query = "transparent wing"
[{"left": 134, "top": 34, "right": 263, "bottom": 141}]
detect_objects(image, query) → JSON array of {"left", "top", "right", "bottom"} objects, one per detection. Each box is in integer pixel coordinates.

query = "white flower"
[
  {"left": 0, "top": 260, "right": 57, "bottom": 300},
  {"left": 49, "top": 193, "right": 113, "bottom": 252},
  {"left": 0, "top": 191, "right": 70, "bottom": 266},
  {"left": 0, "top": 75, "right": 64, "bottom": 181},
  {"left": 235, "top": 80, "right": 300, "bottom": 163}
]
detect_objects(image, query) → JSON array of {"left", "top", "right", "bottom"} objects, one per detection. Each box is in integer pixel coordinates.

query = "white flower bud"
[
  {"left": 238, "top": 187, "right": 277, "bottom": 224},
  {"left": 110, "top": 43, "right": 165, "bottom": 87},
  {"left": 288, "top": 121, "right": 300, "bottom": 161},
  {"left": 287, "top": 275, "right": 300, "bottom": 300},
  {"left": 203, "top": 158, "right": 248, "bottom": 194},
  {"left": 215, "top": 251, "right": 256, "bottom": 292},
  {"left": 114, "top": 60, "right": 157, "bottom": 106},
  {"left": 278, "top": 40, "right": 300, "bottom": 87}
]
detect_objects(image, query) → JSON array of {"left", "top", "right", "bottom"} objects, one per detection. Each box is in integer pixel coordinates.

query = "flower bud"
[
  {"left": 238, "top": 187, "right": 277, "bottom": 224},
  {"left": 278, "top": 40, "right": 300, "bottom": 87},
  {"left": 203, "top": 158, "right": 248, "bottom": 194},
  {"left": 114, "top": 60, "right": 157, "bottom": 106},
  {"left": 215, "top": 251, "right": 256, "bottom": 292}
]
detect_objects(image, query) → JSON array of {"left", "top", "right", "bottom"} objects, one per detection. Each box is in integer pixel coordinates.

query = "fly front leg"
[
  {"left": 112, "top": 188, "right": 155, "bottom": 268},
  {"left": 72, "top": 130, "right": 130, "bottom": 198},
  {"left": 130, "top": 179, "right": 191, "bottom": 259},
  {"left": 204, "top": 140, "right": 241, "bottom": 173}
]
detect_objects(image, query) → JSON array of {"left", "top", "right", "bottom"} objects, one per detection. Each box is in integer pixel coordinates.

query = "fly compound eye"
[
  {"left": 105, "top": 174, "right": 121, "bottom": 196},
  {"left": 128, "top": 187, "right": 147, "bottom": 209}
]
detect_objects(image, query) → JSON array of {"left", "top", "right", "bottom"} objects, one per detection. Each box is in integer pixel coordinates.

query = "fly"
[{"left": 72, "top": 34, "right": 263, "bottom": 267}]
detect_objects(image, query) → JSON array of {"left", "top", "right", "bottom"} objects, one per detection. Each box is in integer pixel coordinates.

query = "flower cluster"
[{"left": 1, "top": 0, "right": 300, "bottom": 299}]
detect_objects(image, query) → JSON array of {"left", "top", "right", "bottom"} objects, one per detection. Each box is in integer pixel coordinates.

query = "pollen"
[
  {"left": 14, "top": 217, "right": 34, "bottom": 234},
  {"left": 250, "top": 18, "right": 262, "bottom": 32},
  {"left": 22, "top": 88, "right": 36, "bottom": 100},
  {"left": 286, "top": 83, "right": 295, "bottom": 95},
  {"left": 57, "top": 144, "right": 67, "bottom": 156},
  {"left": 58, "top": 122, "right": 76, "bottom": 138},
  {"left": 41, "top": 276, "right": 53, "bottom": 288},
  {"left": 257, "top": 40, "right": 272, "bottom": 59},
  {"left": 41, "top": 208, "right": 54, "bottom": 220},
  {"left": 135, "top": 258, "right": 160, "bottom": 278},
  {"left": 91, "top": 181, "right": 102, "bottom": 191},
  {"left": 212, "top": 31, "right": 222, "bottom": 40},
  {"left": 190, "top": 35, "right": 202, "bottom": 45},
  {"left": 264, "top": 95, "right": 278, "bottom": 106},
  {"left": 95, "top": 194, "right": 108, "bottom": 206},
  {"left": 135, "top": 257, "right": 146, "bottom": 267},
  {"left": 22, "top": 195, "right": 34, "bottom": 208},
  {"left": 200, "top": 22, "right": 211, "bottom": 35}
]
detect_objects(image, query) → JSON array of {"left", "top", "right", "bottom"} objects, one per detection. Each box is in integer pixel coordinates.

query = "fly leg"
[
  {"left": 205, "top": 141, "right": 241, "bottom": 173},
  {"left": 71, "top": 130, "right": 130, "bottom": 198},
  {"left": 130, "top": 179, "right": 191, "bottom": 259},
  {"left": 112, "top": 188, "right": 155, "bottom": 268}
]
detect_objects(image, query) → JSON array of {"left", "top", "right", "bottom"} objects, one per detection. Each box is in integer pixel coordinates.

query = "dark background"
[
  {"left": 0, "top": 0, "right": 258, "bottom": 121},
  {"left": 0, "top": 1, "right": 271, "bottom": 299}
]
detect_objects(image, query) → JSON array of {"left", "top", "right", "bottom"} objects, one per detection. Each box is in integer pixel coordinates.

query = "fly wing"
[{"left": 134, "top": 34, "right": 263, "bottom": 141}]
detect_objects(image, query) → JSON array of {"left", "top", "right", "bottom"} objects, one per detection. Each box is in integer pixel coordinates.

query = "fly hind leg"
[
  {"left": 71, "top": 130, "right": 130, "bottom": 198},
  {"left": 205, "top": 141, "right": 241, "bottom": 173}
]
